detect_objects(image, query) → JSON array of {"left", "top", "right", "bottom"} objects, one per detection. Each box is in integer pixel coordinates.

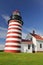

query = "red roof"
[
  {"left": 30, "top": 33, "right": 43, "bottom": 40},
  {"left": 22, "top": 39, "right": 32, "bottom": 44}
]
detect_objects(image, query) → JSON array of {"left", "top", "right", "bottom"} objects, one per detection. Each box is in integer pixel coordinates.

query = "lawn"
[{"left": 0, "top": 52, "right": 43, "bottom": 65}]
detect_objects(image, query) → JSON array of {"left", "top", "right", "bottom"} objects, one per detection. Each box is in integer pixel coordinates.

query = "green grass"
[{"left": 0, "top": 52, "right": 43, "bottom": 65}]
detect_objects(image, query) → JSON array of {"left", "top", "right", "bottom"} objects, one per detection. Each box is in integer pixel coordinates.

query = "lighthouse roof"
[{"left": 12, "top": 10, "right": 21, "bottom": 16}]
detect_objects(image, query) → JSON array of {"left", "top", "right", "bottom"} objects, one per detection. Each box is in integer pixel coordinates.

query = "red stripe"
[
  {"left": 4, "top": 50, "right": 21, "bottom": 53},
  {"left": 6, "top": 41, "right": 21, "bottom": 43},
  {"left": 6, "top": 36, "right": 21, "bottom": 39},
  {"left": 8, "top": 28, "right": 22, "bottom": 31},
  {"left": 9, "top": 24, "right": 22, "bottom": 27},
  {"left": 7, "top": 32, "right": 21, "bottom": 35},
  {"left": 5, "top": 45, "right": 21, "bottom": 48}
]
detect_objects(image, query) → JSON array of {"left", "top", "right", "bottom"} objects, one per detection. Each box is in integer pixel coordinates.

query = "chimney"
[{"left": 33, "top": 30, "right": 35, "bottom": 34}]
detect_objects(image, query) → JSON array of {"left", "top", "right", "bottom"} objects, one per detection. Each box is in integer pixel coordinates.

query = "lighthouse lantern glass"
[{"left": 13, "top": 11, "right": 21, "bottom": 16}]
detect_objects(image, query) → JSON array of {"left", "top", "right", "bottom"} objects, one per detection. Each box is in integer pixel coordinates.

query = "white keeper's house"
[{"left": 21, "top": 30, "right": 43, "bottom": 53}]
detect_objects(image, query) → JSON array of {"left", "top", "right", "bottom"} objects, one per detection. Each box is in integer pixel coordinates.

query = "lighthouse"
[{"left": 4, "top": 10, "right": 23, "bottom": 53}]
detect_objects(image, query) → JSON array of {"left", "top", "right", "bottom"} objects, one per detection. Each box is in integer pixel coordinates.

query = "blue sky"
[{"left": 0, "top": 0, "right": 43, "bottom": 49}]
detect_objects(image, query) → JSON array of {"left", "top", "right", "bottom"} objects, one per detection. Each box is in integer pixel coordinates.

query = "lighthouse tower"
[{"left": 4, "top": 10, "right": 23, "bottom": 53}]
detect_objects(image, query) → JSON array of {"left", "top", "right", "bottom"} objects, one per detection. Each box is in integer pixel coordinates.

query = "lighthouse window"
[{"left": 28, "top": 45, "right": 30, "bottom": 49}]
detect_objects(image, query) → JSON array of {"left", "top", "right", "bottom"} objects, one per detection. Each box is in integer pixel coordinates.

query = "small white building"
[{"left": 21, "top": 31, "right": 43, "bottom": 53}]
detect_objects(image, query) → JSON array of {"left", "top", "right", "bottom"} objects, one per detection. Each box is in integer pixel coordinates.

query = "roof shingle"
[{"left": 22, "top": 39, "right": 32, "bottom": 44}]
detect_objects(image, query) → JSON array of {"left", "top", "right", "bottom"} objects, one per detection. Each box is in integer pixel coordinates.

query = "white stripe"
[
  {"left": 6, "top": 38, "right": 21, "bottom": 41},
  {"left": 7, "top": 34, "right": 21, "bottom": 37},
  {"left": 9, "top": 26, "right": 22, "bottom": 29},
  {"left": 8, "top": 29, "right": 21, "bottom": 33},
  {"left": 9, "top": 22, "right": 21, "bottom": 26},
  {"left": 4, "top": 47, "right": 21, "bottom": 50},
  {"left": 5, "top": 43, "right": 21, "bottom": 46}
]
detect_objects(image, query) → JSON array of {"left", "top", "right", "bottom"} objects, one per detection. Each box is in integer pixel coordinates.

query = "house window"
[
  {"left": 40, "top": 44, "right": 42, "bottom": 48},
  {"left": 32, "top": 44, "right": 34, "bottom": 48},
  {"left": 28, "top": 45, "right": 30, "bottom": 49}
]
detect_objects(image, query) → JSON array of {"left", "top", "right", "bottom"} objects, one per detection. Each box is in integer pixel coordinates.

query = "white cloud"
[
  {"left": 23, "top": 27, "right": 33, "bottom": 33},
  {"left": 1, "top": 15, "right": 10, "bottom": 21},
  {"left": 0, "top": 27, "right": 7, "bottom": 38},
  {"left": 0, "top": 44, "right": 5, "bottom": 50},
  {"left": 22, "top": 32, "right": 27, "bottom": 39},
  {"left": 0, "top": 27, "right": 7, "bottom": 31},
  {"left": 0, "top": 27, "right": 7, "bottom": 50}
]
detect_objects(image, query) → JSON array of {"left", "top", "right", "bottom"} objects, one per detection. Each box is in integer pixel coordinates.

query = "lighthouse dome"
[{"left": 12, "top": 10, "right": 21, "bottom": 16}]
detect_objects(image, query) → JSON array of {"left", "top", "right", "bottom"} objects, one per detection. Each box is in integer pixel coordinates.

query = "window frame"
[
  {"left": 28, "top": 44, "right": 30, "bottom": 49},
  {"left": 40, "top": 44, "right": 42, "bottom": 48}
]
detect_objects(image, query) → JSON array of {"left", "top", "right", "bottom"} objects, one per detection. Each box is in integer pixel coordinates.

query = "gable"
[{"left": 25, "top": 33, "right": 32, "bottom": 40}]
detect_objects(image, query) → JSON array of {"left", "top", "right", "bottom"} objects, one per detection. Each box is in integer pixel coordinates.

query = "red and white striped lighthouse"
[{"left": 4, "top": 10, "right": 23, "bottom": 53}]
